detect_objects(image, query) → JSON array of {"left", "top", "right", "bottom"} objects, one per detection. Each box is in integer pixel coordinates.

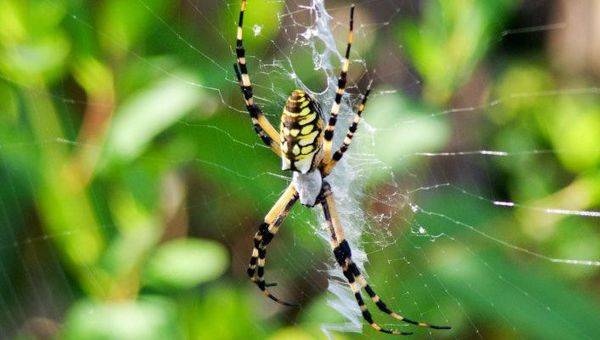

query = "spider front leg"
[
  {"left": 234, "top": 0, "right": 281, "bottom": 156},
  {"left": 323, "top": 5, "right": 355, "bottom": 161},
  {"left": 247, "top": 183, "right": 299, "bottom": 307},
  {"left": 319, "top": 182, "right": 451, "bottom": 335},
  {"left": 322, "top": 80, "right": 373, "bottom": 175}
]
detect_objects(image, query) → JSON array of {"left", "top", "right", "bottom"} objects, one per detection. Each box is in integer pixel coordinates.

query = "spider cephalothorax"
[{"left": 233, "top": 0, "right": 451, "bottom": 335}]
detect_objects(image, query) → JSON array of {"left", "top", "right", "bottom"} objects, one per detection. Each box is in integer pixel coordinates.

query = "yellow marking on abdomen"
[
  {"left": 299, "top": 112, "right": 317, "bottom": 125},
  {"left": 301, "top": 125, "right": 313, "bottom": 135}
]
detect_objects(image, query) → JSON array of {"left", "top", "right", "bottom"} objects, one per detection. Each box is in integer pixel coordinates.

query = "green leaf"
[
  {"left": 62, "top": 297, "right": 181, "bottom": 340},
  {"left": 179, "top": 284, "right": 272, "bottom": 339},
  {"left": 362, "top": 92, "right": 450, "bottom": 181},
  {"left": 0, "top": 0, "right": 70, "bottom": 84},
  {"left": 550, "top": 99, "right": 600, "bottom": 172},
  {"left": 102, "top": 69, "right": 204, "bottom": 167},
  {"left": 98, "top": 0, "right": 170, "bottom": 58},
  {"left": 399, "top": 0, "right": 516, "bottom": 105},
  {"left": 431, "top": 248, "right": 600, "bottom": 339},
  {"left": 143, "top": 238, "right": 229, "bottom": 290}
]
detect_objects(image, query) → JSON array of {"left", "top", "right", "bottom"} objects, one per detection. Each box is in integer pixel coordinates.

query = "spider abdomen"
[{"left": 280, "top": 90, "right": 324, "bottom": 174}]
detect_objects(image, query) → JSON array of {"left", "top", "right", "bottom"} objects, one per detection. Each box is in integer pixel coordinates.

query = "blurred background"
[{"left": 1, "top": 0, "right": 599, "bottom": 339}]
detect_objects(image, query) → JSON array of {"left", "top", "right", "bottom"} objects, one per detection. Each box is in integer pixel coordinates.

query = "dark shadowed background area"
[{"left": 0, "top": 0, "right": 599, "bottom": 339}]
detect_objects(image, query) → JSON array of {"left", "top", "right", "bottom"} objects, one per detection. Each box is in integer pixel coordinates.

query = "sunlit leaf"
[
  {"left": 102, "top": 70, "right": 204, "bottom": 166},
  {"left": 0, "top": 0, "right": 70, "bottom": 84},
  {"left": 143, "top": 238, "right": 229, "bottom": 290},
  {"left": 363, "top": 92, "right": 450, "bottom": 180},
  {"left": 62, "top": 297, "right": 181, "bottom": 339}
]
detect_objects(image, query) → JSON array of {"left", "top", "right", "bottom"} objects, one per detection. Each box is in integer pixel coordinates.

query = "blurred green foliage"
[
  {"left": 401, "top": 0, "right": 516, "bottom": 104},
  {"left": 0, "top": 0, "right": 599, "bottom": 339}
]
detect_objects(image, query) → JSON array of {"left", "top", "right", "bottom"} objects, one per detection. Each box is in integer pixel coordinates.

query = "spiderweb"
[{"left": 1, "top": 0, "right": 599, "bottom": 338}]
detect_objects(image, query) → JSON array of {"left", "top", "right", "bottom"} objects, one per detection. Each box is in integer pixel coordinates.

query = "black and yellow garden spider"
[{"left": 233, "top": 0, "right": 451, "bottom": 335}]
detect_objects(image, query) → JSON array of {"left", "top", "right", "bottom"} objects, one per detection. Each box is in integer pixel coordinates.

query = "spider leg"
[
  {"left": 247, "top": 183, "right": 299, "bottom": 307},
  {"left": 322, "top": 80, "right": 373, "bottom": 175},
  {"left": 234, "top": 0, "right": 281, "bottom": 156},
  {"left": 319, "top": 182, "right": 452, "bottom": 333},
  {"left": 319, "top": 182, "right": 413, "bottom": 336},
  {"left": 323, "top": 5, "right": 355, "bottom": 162},
  {"left": 348, "top": 263, "right": 451, "bottom": 330}
]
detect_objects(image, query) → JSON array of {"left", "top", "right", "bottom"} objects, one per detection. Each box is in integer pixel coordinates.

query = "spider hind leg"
[
  {"left": 247, "top": 185, "right": 300, "bottom": 307},
  {"left": 348, "top": 261, "right": 452, "bottom": 330},
  {"left": 320, "top": 185, "right": 412, "bottom": 335},
  {"left": 320, "top": 182, "right": 451, "bottom": 334}
]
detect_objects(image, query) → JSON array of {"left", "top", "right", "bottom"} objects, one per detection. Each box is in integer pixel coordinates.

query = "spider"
[{"left": 233, "top": 0, "right": 451, "bottom": 335}]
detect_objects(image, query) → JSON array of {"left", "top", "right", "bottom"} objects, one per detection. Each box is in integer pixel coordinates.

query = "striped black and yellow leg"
[
  {"left": 234, "top": 0, "right": 281, "bottom": 156},
  {"left": 247, "top": 184, "right": 299, "bottom": 306},
  {"left": 348, "top": 262, "right": 451, "bottom": 330},
  {"left": 319, "top": 182, "right": 412, "bottom": 336},
  {"left": 323, "top": 80, "right": 373, "bottom": 175},
  {"left": 323, "top": 5, "right": 355, "bottom": 162}
]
